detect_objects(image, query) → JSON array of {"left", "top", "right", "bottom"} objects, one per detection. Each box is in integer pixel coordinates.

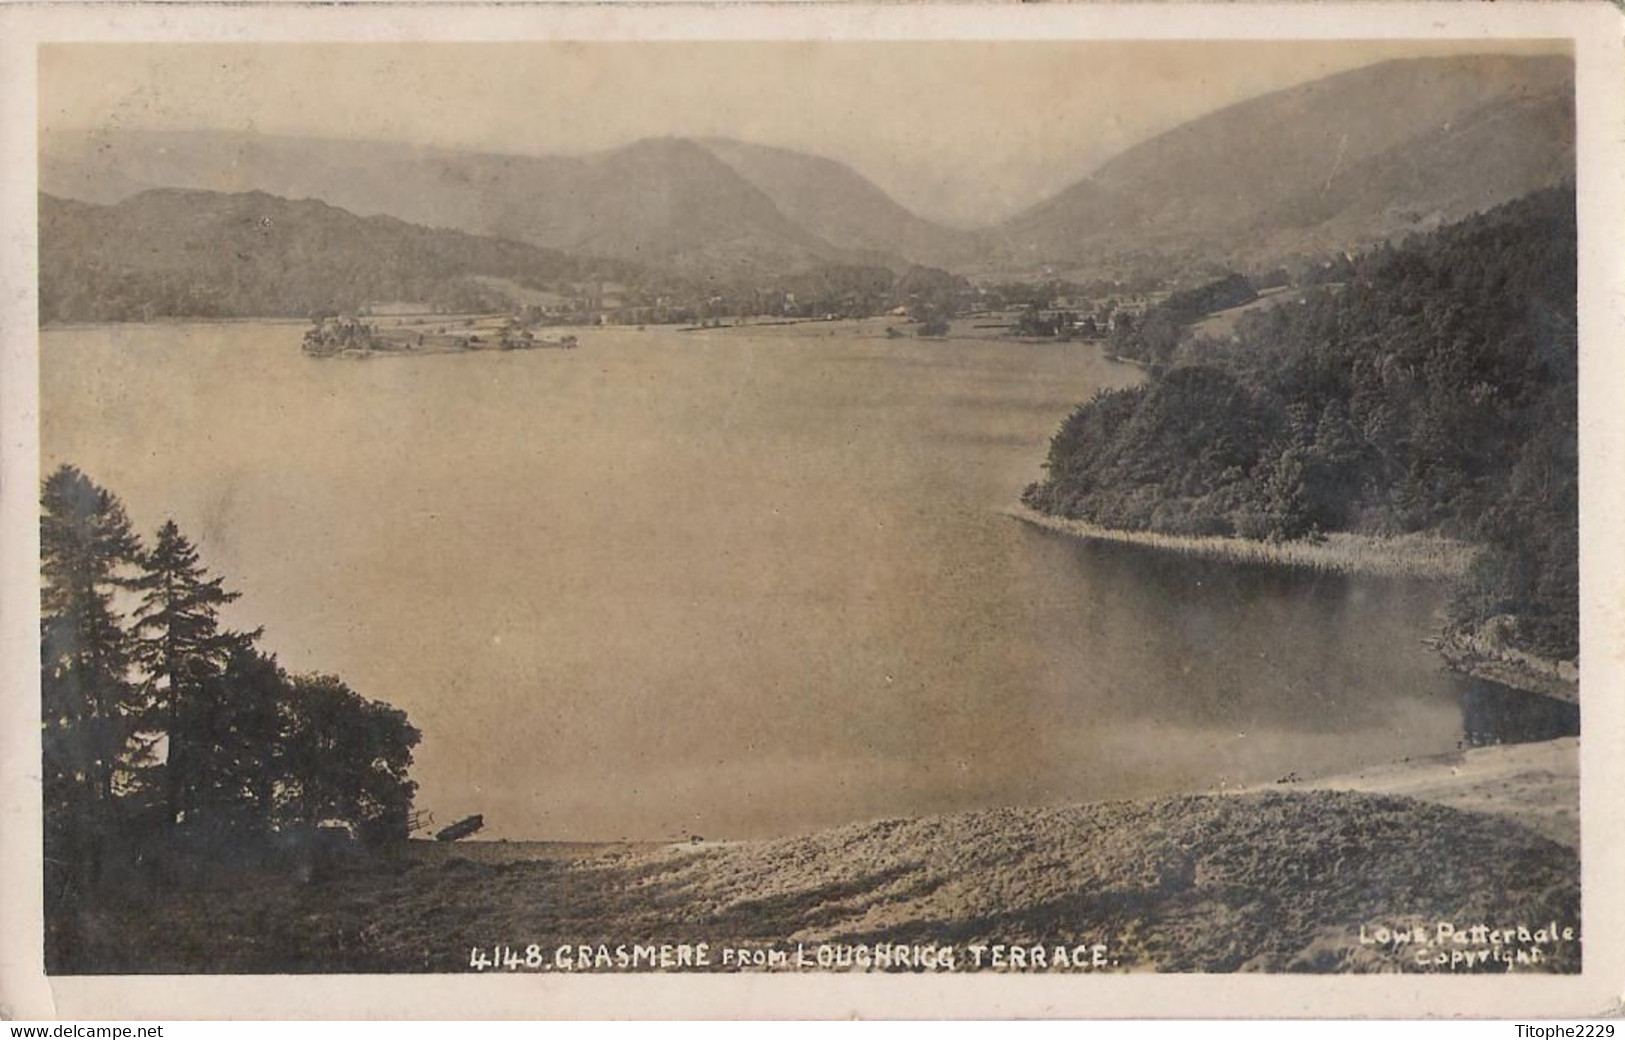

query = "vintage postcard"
[{"left": 1, "top": 1, "right": 1622, "bottom": 1021}]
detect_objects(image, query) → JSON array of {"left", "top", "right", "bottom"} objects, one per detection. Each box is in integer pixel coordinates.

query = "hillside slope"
[
  {"left": 38, "top": 188, "right": 637, "bottom": 322},
  {"left": 991, "top": 54, "right": 1574, "bottom": 278},
  {"left": 39, "top": 131, "right": 908, "bottom": 278},
  {"left": 698, "top": 137, "right": 979, "bottom": 269}
]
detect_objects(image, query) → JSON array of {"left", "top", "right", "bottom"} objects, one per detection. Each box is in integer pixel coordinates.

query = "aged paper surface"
[{"left": 2, "top": 0, "right": 1623, "bottom": 1020}]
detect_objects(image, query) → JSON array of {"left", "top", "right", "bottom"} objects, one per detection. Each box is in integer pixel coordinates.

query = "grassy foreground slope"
[{"left": 57, "top": 790, "right": 1577, "bottom": 974}]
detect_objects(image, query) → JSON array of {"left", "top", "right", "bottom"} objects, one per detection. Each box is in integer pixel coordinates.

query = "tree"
[
  {"left": 917, "top": 313, "right": 951, "bottom": 338},
  {"left": 1013, "top": 308, "right": 1057, "bottom": 337},
  {"left": 42, "top": 466, "right": 426, "bottom": 885},
  {"left": 145, "top": 642, "right": 292, "bottom": 841},
  {"left": 40, "top": 465, "right": 145, "bottom": 885},
  {"left": 278, "top": 675, "right": 421, "bottom": 846},
  {"left": 132, "top": 520, "right": 257, "bottom": 832},
  {"left": 210, "top": 645, "right": 294, "bottom": 828}
]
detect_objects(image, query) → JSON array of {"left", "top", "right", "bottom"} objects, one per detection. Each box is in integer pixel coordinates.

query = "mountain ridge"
[
  {"left": 37, "top": 187, "right": 641, "bottom": 323},
  {"left": 987, "top": 53, "right": 1574, "bottom": 278},
  {"left": 39, "top": 53, "right": 1575, "bottom": 283},
  {"left": 39, "top": 129, "right": 936, "bottom": 278}
]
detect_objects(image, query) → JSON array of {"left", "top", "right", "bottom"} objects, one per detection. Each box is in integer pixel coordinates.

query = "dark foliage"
[
  {"left": 133, "top": 520, "right": 257, "bottom": 831},
  {"left": 41, "top": 466, "right": 423, "bottom": 964},
  {"left": 275, "top": 674, "right": 421, "bottom": 846},
  {"left": 1109, "top": 272, "right": 1258, "bottom": 365},
  {"left": 1161, "top": 273, "right": 1261, "bottom": 325},
  {"left": 1026, "top": 188, "right": 1577, "bottom": 659},
  {"left": 40, "top": 466, "right": 145, "bottom": 894}
]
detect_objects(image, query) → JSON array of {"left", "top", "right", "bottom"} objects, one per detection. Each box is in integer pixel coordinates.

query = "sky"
[{"left": 39, "top": 39, "right": 1570, "bottom": 227}]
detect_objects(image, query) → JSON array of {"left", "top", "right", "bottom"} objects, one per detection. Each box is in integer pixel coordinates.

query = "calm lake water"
[{"left": 39, "top": 322, "right": 1575, "bottom": 840}]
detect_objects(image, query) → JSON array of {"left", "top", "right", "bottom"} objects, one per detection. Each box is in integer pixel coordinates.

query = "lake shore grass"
[
  {"left": 1007, "top": 502, "right": 1581, "bottom": 703},
  {"left": 1003, "top": 503, "right": 1479, "bottom": 581}
]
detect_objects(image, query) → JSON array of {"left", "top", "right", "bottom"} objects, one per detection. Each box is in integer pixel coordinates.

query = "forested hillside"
[
  {"left": 38, "top": 189, "right": 637, "bottom": 322},
  {"left": 39, "top": 188, "right": 972, "bottom": 325},
  {"left": 1025, "top": 187, "right": 1577, "bottom": 659}
]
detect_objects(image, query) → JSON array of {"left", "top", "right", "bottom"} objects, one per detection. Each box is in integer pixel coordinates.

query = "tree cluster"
[
  {"left": 41, "top": 465, "right": 422, "bottom": 904},
  {"left": 1108, "top": 272, "right": 1259, "bottom": 365},
  {"left": 1025, "top": 187, "right": 1578, "bottom": 659}
]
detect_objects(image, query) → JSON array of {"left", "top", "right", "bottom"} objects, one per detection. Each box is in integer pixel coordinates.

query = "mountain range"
[{"left": 40, "top": 53, "right": 1574, "bottom": 287}]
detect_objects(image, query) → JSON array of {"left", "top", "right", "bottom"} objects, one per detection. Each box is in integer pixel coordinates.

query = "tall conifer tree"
[
  {"left": 132, "top": 520, "right": 256, "bottom": 830},
  {"left": 40, "top": 465, "right": 145, "bottom": 882}
]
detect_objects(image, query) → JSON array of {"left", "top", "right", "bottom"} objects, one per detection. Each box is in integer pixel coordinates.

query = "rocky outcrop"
[{"left": 1433, "top": 615, "right": 1578, "bottom": 705}]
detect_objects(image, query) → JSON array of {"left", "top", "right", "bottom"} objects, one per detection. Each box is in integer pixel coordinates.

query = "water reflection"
[
  {"left": 1460, "top": 677, "right": 1579, "bottom": 746},
  {"left": 1031, "top": 528, "right": 1578, "bottom": 749}
]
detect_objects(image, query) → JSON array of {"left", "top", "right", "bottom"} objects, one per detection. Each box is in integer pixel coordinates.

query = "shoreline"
[
  {"left": 1003, "top": 502, "right": 1479, "bottom": 580},
  {"left": 302, "top": 340, "right": 578, "bottom": 361},
  {"left": 1430, "top": 633, "right": 1580, "bottom": 707},
  {"left": 1008, "top": 502, "right": 1579, "bottom": 702},
  {"left": 41, "top": 316, "right": 314, "bottom": 332}
]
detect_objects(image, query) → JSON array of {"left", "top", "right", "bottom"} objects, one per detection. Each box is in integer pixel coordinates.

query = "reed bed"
[{"left": 1004, "top": 504, "right": 1479, "bottom": 581}]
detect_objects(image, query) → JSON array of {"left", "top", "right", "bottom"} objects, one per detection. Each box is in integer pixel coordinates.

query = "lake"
[{"left": 39, "top": 321, "right": 1574, "bottom": 840}]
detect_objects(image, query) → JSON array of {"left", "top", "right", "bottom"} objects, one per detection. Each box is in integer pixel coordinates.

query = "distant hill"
[
  {"left": 39, "top": 131, "right": 952, "bottom": 279},
  {"left": 695, "top": 138, "right": 980, "bottom": 270},
  {"left": 988, "top": 54, "right": 1574, "bottom": 279},
  {"left": 38, "top": 189, "right": 638, "bottom": 323},
  {"left": 482, "top": 136, "right": 852, "bottom": 274},
  {"left": 39, "top": 188, "right": 972, "bottom": 324}
]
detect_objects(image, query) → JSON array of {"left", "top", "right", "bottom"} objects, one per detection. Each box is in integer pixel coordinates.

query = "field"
[{"left": 50, "top": 787, "right": 1578, "bottom": 975}]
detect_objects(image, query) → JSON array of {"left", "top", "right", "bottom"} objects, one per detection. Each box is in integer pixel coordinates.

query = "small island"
[{"left": 302, "top": 314, "right": 577, "bottom": 359}]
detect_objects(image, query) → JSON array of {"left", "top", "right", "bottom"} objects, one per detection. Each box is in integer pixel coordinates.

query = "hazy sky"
[{"left": 41, "top": 39, "right": 1569, "bottom": 225}]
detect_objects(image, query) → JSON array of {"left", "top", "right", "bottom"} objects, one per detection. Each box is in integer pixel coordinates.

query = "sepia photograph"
[{"left": 3, "top": 1, "right": 1623, "bottom": 1021}]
